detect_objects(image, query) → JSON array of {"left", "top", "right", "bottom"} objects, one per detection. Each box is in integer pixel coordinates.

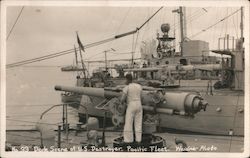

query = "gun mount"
[
  {"left": 55, "top": 80, "right": 209, "bottom": 150},
  {"left": 55, "top": 85, "right": 207, "bottom": 123},
  {"left": 55, "top": 85, "right": 208, "bottom": 150}
]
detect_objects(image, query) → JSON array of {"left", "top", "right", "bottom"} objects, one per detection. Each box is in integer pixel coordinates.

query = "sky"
[{"left": 6, "top": 6, "right": 243, "bottom": 67}]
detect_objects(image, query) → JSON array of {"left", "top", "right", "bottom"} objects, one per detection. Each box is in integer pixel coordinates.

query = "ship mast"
[
  {"left": 179, "top": 7, "right": 187, "bottom": 56},
  {"left": 240, "top": 6, "right": 244, "bottom": 41},
  {"left": 173, "top": 6, "right": 187, "bottom": 56}
]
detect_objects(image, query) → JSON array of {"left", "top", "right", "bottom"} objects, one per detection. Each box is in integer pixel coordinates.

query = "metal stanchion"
[
  {"left": 40, "top": 133, "right": 43, "bottom": 148},
  {"left": 101, "top": 111, "right": 107, "bottom": 146},
  {"left": 62, "top": 105, "right": 65, "bottom": 129},
  {"left": 65, "top": 104, "right": 69, "bottom": 141},
  {"left": 210, "top": 80, "right": 213, "bottom": 96},
  {"left": 58, "top": 125, "right": 61, "bottom": 148}
]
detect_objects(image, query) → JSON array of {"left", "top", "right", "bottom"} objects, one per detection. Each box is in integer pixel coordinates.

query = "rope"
[
  {"left": 141, "top": 9, "right": 150, "bottom": 42},
  {"left": 7, "top": 49, "right": 75, "bottom": 68},
  {"left": 138, "top": 7, "right": 163, "bottom": 30},
  {"left": 131, "top": 33, "right": 135, "bottom": 66},
  {"left": 189, "top": 8, "right": 241, "bottom": 39},
  {"left": 7, "top": 133, "right": 43, "bottom": 140},
  {"left": 8, "top": 104, "right": 56, "bottom": 107},
  {"left": 212, "top": 8, "right": 219, "bottom": 49},
  {"left": 7, "top": 7, "right": 163, "bottom": 68},
  {"left": 232, "top": 8, "right": 239, "bottom": 39},
  {"left": 224, "top": 8, "right": 229, "bottom": 36},
  {"left": 228, "top": 94, "right": 241, "bottom": 152},
  {"left": 107, "top": 7, "right": 132, "bottom": 49},
  {"left": 6, "top": 7, "right": 212, "bottom": 69},
  {"left": 8, "top": 112, "right": 75, "bottom": 117},
  {"left": 133, "top": 32, "right": 140, "bottom": 58},
  {"left": 7, "top": 6, "right": 24, "bottom": 40},
  {"left": 170, "top": 8, "right": 210, "bottom": 49},
  {"left": 7, "top": 118, "right": 61, "bottom": 126},
  {"left": 115, "top": 7, "right": 131, "bottom": 35},
  {"left": 171, "top": 7, "right": 208, "bottom": 33},
  {"left": 7, "top": 37, "right": 116, "bottom": 68}
]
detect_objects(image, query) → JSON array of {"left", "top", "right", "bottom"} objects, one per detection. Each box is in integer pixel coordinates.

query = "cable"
[
  {"left": 7, "top": 37, "right": 116, "bottom": 68},
  {"left": 7, "top": 133, "right": 43, "bottom": 140},
  {"left": 189, "top": 8, "right": 241, "bottom": 39},
  {"left": 138, "top": 7, "right": 163, "bottom": 30},
  {"left": 115, "top": 7, "right": 131, "bottom": 35},
  {"left": 131, "top": 39, "right": 135, "bottom": 65},
  {"left": 8, "top": 112, "right": 76, "bottom": 117},
  {"left": 141, "top": 8, "right": 150, "bottom": 42},
  {"left": 107, "top": 7, "right": 132, "bottom": 49},
  {"left": 7, "top": 7, "right": 163, "bottom": 68},
  {"left": 8, "top": 104, "right": 55, "bottom": 107},
  {"left": 7, "top": 118, "right": 60, "bottom": 125},
  {"left": 8, "top": 7, "right": 204, "bottom": 66},
  {"left": 109, "top": 51, "right": 134, "bottom": 55},
  {"left": 211, "top": 8, "right": 219, "bottom": 48},
  {"left": 171, "top": 8, "right": 207, "bottom": 32},
  {"left": 133, "top": 32, "right": 140, "bottom": 58},
  {"left": 224, "top": 8, "right": 229, "bottom": 36},
  {"left": 7, "top": 49, "right": 75, "bottom": 68},
  {"left": 7, "top": 6, "right": 24, "bottom": 40},
  {"left": 232, "top": 8, "right": 239, "bottom": 39},
  {"left": 228, "top": 94, "right": 241, "bottom": 152}
]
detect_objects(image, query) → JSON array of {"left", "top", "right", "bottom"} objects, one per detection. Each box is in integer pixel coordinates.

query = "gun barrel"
[
  {"left": 55, "top": 85, "right": 207, "bottom": 115},
  {"left": 124, "top": 64, "right": 222, "bottom": 72},
  {"left": 55, "top": 85, "right": 120, "bottom": 99}
]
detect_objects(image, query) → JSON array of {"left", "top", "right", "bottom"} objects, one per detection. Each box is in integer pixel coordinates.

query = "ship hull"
[{"left": 158, "top": 94, "right": 244, "bottom": 135}]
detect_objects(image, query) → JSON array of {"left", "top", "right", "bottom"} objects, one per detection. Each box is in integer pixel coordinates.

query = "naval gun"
[
  {"left": 55, "top": 85, "right": 208, "bottom": 150},
  {"left": 55, "top": 85, "right": 207, "bottom": 118},
  {"left": 54, "top": 85, "right": 208, "bottom": 128}
]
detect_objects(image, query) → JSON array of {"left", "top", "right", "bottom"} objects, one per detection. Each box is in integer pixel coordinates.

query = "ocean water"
[{"left": 6, "top": 66, "right": 80, "bottom": 130}]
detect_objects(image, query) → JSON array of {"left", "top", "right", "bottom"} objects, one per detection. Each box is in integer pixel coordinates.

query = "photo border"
[{"left": 1, "top": 1, "right": 249, "bottom": 158}]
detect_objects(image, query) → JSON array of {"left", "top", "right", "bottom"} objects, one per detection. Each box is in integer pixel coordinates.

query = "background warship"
[{"left": 59, "top": 7, "right": 244, "bottom": 136}]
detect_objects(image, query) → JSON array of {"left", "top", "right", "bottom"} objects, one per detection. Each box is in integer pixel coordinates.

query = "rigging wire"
[
  {"left": 189, "top": 8, "right": 241, "bottom": 39},
  {"left": 212, "top": 8, "right": 219, "bottom": 48},
  {"left": 7, "top": 37, "right": 116, "bottom": 68},
  {"left": 138, "top": 6, "right": 163, "bottom": 31},
  {"left": 172, "top": 8, "right": 239, "bottom": 50},
  {"left": 141, "top": 7, "right": 151, "bottom": 41},
  {"left": 7, "top": 6, "right": 24, "bottom": 40},
  {"left": 171, "top": 8, "right": 207, "bottom": 32},
  {"left": 219, "top": 11, "right": 225, "bottom": 38},
  {"left": 7, "top": 7, "right": 163, "bottom": 68},
  {"left": 139, "top": 7, "right": 205, "bottom": 56},
  {"left": 228, "top": 94, "right": 241, "bottom": 152},
  {"left": 7, "top": 49, "right": 76, "bottom": 68},
  {"left": 185, "top": 9, "right": 208, "bottom": 28},
  {"left": 133, "top": 31, "right": 140, "bottom": 58},
  {"left": 7, "top": 48, "right": 75, "bottom": 66},
  {"left": 131, "top": 33, "right": 135, "bottom": 65},
  {"left": 107, "top": 7, "right": 132, "bottom": 49},
  {"left": 7, "top": 133, "right": 43, "bottom": 140},
  {"left": 224, "top": 8, "right": 229, "bottom": 36},
  {"left": 115, "top": 7, "right": 131, "bottom": 35},
  {"left": 8, "top": 112, "right": 75, "bottom": 117},
  {"left": 232, "top": 8, "right": 239, "bottom": 39},
  {"left": 7, "top": 118, "right": 60, "bottom": 126},
  {"left": 188, "top": 9, "right": 193, "bottom": 37}
]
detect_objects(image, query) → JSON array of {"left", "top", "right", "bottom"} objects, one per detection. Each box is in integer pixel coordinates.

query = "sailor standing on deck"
[{"left": 120, "top": 74, "right": 143, "bottom": 144}]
